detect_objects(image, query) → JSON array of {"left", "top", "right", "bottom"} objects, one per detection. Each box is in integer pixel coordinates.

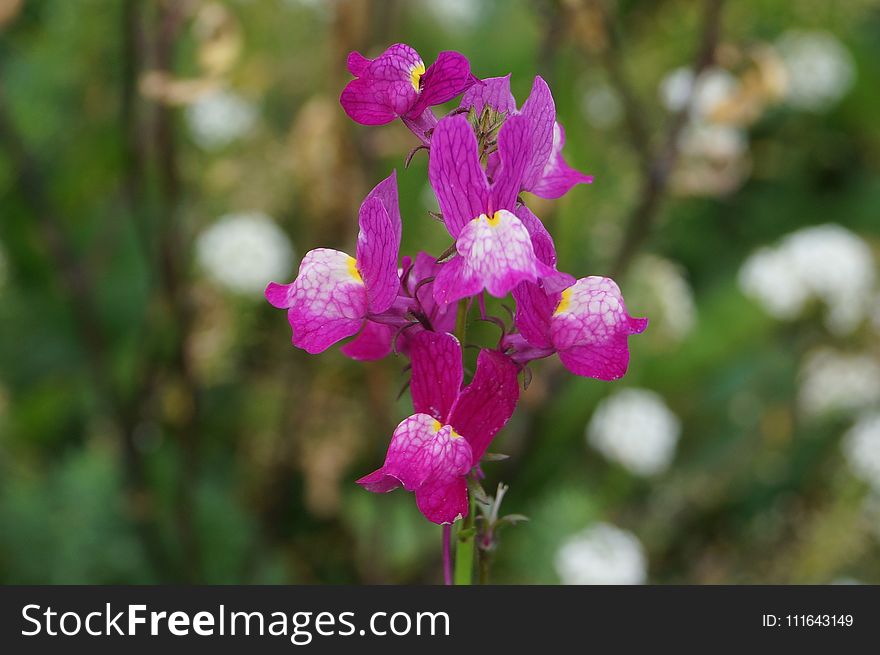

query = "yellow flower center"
[
  {"left": 346, "top": 255, "right": 363, "bottom": 283},
  {"left": 554, "top": 287, "right": 572, "bottom": 315},
  {"left": 432, "top": 420, "right": 462, "bottom": 439},
  {"left": 482, "top": 211, "right": 503, "bottom": 228},
  {"left": 410, "top": 61, "right": 426, "bottom": 91}
]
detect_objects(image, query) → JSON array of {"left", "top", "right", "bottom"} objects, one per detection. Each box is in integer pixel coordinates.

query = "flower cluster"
[{"left": 266, "top": 44, "right": 647, "bottom": 524}]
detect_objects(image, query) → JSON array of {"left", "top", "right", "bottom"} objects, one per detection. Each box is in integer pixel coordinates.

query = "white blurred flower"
[
  {"left": 555, "top": 522, "right": 647, "bottom": 585},
  {"left": 420, "top": 0, "right": 483, "bottom": 30},
  {"left": 776, "top": 30, "right": 855, "bottom": 112},
  {"left": 738, "top": 224, "right": 875, "bottom": 335},
  {"left": 582, "top": 84, "right": 622, "bottom": 130},
  {"left": 587, "top": 388, "right": 681, "bottom": 476},
  {"left": 798, "top": 349, "right": 880, "bottom": 418},
  {"left": 659, "top": 67, "right": 738, "bottom": 120},
  {"left": 678, "top": 123, "right": 747, "bottom": 160},
  {"left": 196, "top": 212, "right": 295, "bottom": 296},
  {"left": 185, "top": 89, "right": 258, "bottom": 150},
  {"left": 842, "top": 412, "right": 880, "bottom": 491}
]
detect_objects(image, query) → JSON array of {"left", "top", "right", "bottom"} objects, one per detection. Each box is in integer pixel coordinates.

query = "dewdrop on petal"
[
  {"left": 797, "top": 349, "right": 880, "bottom": 419},
  {"left": 555, "top": 522, "right": 647, "bottom": 585},
  {"left": 842, "top": 412, "right": 880, "bottom": 492},
  {"left": 186, "top": 89, "right": 258, "bottom": 150},
  {"left": 776, "top": 30, "right": 855, "bottom": 112},
  {"left": 196, "top": 212, "right": 294, "bottom": 296},
  {"left": 587, "top": 388, "right": 681, "bottom": 476}
]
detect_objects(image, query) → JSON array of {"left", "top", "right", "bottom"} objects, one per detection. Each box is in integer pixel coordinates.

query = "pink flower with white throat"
[{"left": 357, "top": 331, "right": 519, "bottom": 524}]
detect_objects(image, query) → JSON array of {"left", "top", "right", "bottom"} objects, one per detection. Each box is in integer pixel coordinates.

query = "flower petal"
[
  {"left": 518, "top": 76, "right": 556, "bottom": 190},
  {"left": 428, "top": 115, "right": 490, "bottom": 238},
  {"left": 435, "top": 209, "right": 542, "bottom": 304},
  {"left": 459, "top": 74, "right": 516, "bottom": 115},
  {"left": 529, "top": 123, "right": 594, "bottom": 199},
  {"left": 357, "top": 413, "right": 472, "bottom": 496},
  {"left": 286, "top": 248, "right": 367, "bottom": 353},
  {"left": 339, "top": 77, "right": 400, "bottom": 125},
  {"left": 511, "top": 281, "right": 556, "bottom": 349},
  {"left": 364, "top": 170, "right": 401, "bottom": 236},
  {"left": 265, "top": 281, "right": 295, "bottom": 309},
  {"left": 346, "top": 51, "right": 370, "bottom": 77},
  {"left": 356, "top": 194, "right": 400, "bottom": 314},
  {"left": 409, "top": 330, "right": 463, "bottom": 422},
  {"left": 490, "top": 114, "right": 532, "bottom": 212},
  {"left": 415, "top": 476, "right": 469, "bottom": 525},
  {"left": 409, "top": 51, "right": 475, "bottom": 118},
  {"left": 449, "top": 350, "right": 520, "bottom": 461},
  {"left": 549, "top": 276, "right": 648, "bottom": 380},
  {"left": 340, "top": 320, "right": 394, "bottom": 361}
]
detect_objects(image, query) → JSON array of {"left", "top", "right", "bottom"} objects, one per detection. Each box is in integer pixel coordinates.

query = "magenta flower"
[
  {"left": 509, "top": 276, "right": 648, "bottom": 380},
  {"left": 428, "top": 113, "right": 562, "bottom": 305},
  {"left": 265, "top": 173, "right": 401, "bottom": 354},
  {"left": 340, "top": 44, "right": 476, "bottom": 135},
  {"left": 461, "top": 75, "right": 593, "bottom": 199},
  {"left": 357, "top": 331, "right": 519, "bottom": 524}
]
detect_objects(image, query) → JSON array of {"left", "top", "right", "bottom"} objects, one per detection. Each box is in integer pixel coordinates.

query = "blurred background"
[{"left": 1, "top": 0, "right": 879, "bottom": 584}]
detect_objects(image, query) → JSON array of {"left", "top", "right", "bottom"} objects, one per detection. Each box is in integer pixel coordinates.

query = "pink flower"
[
  {"left": 509, "top": 277, "right": 648, "bottom": 380},
  {"left": 357, "top": 331, "right": 519, "bottom": 524},
  {"left": 461, "top": 75, "right": 593, "bottom": 199},
  {"left": 340, "top": 43, "right": 476, "bottom": 138},
  {"left": 428, "top": 114, "right": 562, "bottom": 305},
  {"left": 264, "top": 173, "right": 401, "bottom": 354}
]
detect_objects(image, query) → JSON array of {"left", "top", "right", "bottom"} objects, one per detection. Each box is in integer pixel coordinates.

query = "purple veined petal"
[
  {"left": 340, "top": 77, "right": 400, "bottom": 125},
  {"left": 438, "top": 209, "right": 542, "bottom": 303},
  {"left": 557, "top": 340, "right": 632, "bottom": 381},
  {"left": 356, "top": 197, "right": 400, "bottom": 314},
  {"left": 490, "top": 114, "right": 533, "bottom": 212},
  {"left": 408, "top": 51, "right": 475, "bottom": 118},
  {"left": 448, "top": 350, "right": 520, "bottom": 461},
  {"left": 356, "top": 413, "right": 473, "bottom": 518},
  {"left": 409, "top": 330, "right": 463, "bottom": 422},
  {"left": 513, "top": 204, "right": 575, "bottom": 293},
  {"left": 340, "top": 320, "right": 395, "bottom": 361},
  {"left": 459, "top": 74, "right": 516, "bottom": 115},
  {"left": 286, "top": 248, "right": 368, "bottom": 354},
  {"left": 415, "top": 475, "right": 469, "bottom": 525},
  {"left": 549, "top": 276, "right": 648, "bottom": 380},
  {"left": 265, "top": 281, "right": 295, "bottom": 309},
  {"left": 528, "top": 122, "right": 594, "bottom": 199},
  {"left": 511, "top": 281, "right": 556, "bottom": 349},
  {"left": 518, "top": 76, "right": 556, "bottom": 190},
  {"left": 347, "top": 51, "right": 371, "bottom": 76},
  {"left": 364, "top": 170, "right": 401, "bottom": 236},
  {"left": 366, "top": 43, "right": 423, "bottom": 82},
  {"left": 428, "top": 115, "right": 490, "bottom": 238}
]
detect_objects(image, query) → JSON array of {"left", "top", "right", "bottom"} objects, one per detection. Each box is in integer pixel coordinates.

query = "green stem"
[
  {"left": 454, "top": 489, "right": 476, "bottom": 585},
  {"left": 455, "top": 298, "right": 468, "bottom": 345},
  {"left": 453, "top": 297, "right": 474, "bottom": 585}
]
